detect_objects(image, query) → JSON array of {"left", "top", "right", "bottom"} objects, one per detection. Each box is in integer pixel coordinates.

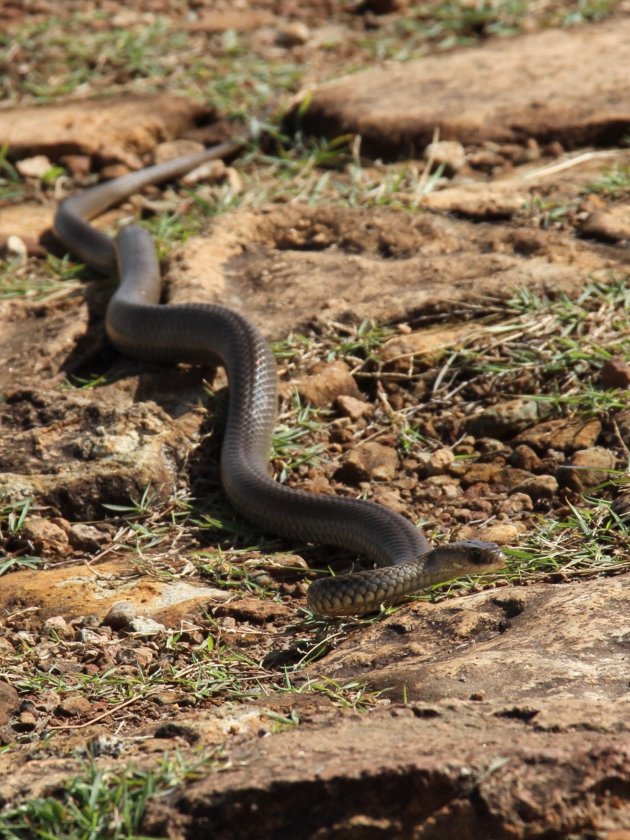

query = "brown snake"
[{"left": 53, "top": 140, "right": 504, "bottom": 616}]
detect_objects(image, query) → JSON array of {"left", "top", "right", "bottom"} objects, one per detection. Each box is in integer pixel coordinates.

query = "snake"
[{"left": 53, "top": 140, "right": 505, "bottom": 617}]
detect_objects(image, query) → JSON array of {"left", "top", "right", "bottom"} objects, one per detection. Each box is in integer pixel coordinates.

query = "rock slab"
[
  {"left": 295, "top": 18, "right": 630, "bottom": 156},
  {"left": 143, "top": 577, "right": 630, "bottom": 838},
  {"left": 0, "top": 95, "right": 211, "bottom": 164}
]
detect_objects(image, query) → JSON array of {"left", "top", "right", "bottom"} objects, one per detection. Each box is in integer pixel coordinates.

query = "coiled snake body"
[{"left": 54, "top": 141, "right": 504, "bottom": 616}]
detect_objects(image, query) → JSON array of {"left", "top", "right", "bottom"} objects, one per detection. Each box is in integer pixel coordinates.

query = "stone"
[
  {"left": 422, "top": 448, "right": 455, "bottom": 477},
  {"left": 127, "top": 617, "right": 166, "bottom": 637},
  {"left": 515, "top": 417, "right": 602, "bottom": 452},
  {"left": 4, "top": 235, "right": 28, "bottom": 264},
  {"left": 419, "top": 181, "right": 526, "bottom": 218},
  {"left": 559, "top": 446, "right": 618, "bottom": 492},
  {"left": 88, "top": 734, "right": 125, "bottom": 758},
  {"left": 509, "top": 444, "right": 542, "bottom": 472},
  {"left": 16, "top": 711, "right": 37, "bottom": 731},
  {"left": 335, "top": 394, "right": 373, "bottom": 420},
  {"left": 42, "top": 616, "right": 73, "bottom": 640},
  {"left": 381, "top": 324, "right": 482, "bottom": 368},
  {"left": 67, "top": 523, "right": 108, "bottom": 552},
  {"left": 336, "top": 441, "right": 398, "bottom": 483},
  {"left": 0, "top": 557, "right": 232, "bottom": 625},
  {"left": 57, "top": 696, "right": 92, "bottom": 717},
  {"left": 181, "top": 11, "right": 275, "bottom": 33},
  {"left": 59, "top": 154, "right": 91, "bottom": 178},
  {"left": 456, "top": 523, "right": 520, "bottom": 546},
  {"left": 116, "top": 646, "right": 155, "bottom": 667},
  {"left": 459, "top": 462, "right": 501, "bottom": 487},
  {"left": 581, "top": 206, "right": 630, "bottom": 242},
  {"left": 373, "top": 489, "right": 409, "bottom": 515},
  {"left": 181, "top": 159, "right": 227, "bottom": 187},
  {"left": 244, "top": 554, "right": 309, "bottom": 576},
  {"left": 500, "top": 492, "right": 534, "bottom": 515},
  {"left": 495, "top": 468, "right": 537, "bottom": 490},
  {"left": 0, "top": 204, "right": 53, "bottom": 256},
  {"left": 511, "top": 474, "right": 559, "bottom": 500},
  {"left": 18, "top": 516, "right": 70, "bottom": 557},
  {"left": 0, "top": 388, "right": 194, "bottom": 520},
  {"left": 162, "top": 202, "right": 624, "bottom": 344},
  {"left": 213, "top": 598, "right": 293, "bottom": 624},
  {"left": 15, "top": 155, "right": 52, "bottom": 179},
  {"left": 0, "top": 682, "right": 19, "bottom": 727},
  {"left": 275, "top": 22, "right": 310, "bottom": 47},
  {"left": 465, "top": 399, "right": 540, "bottom": 438},
  {"left": 102, "top": 602, "right": 138, "bottom": 631},
  {"left": 599, "top": 357, "right": 630, "bottom": 388},
  {"left": 424, "top": 140, "right": 466, "bottom": 175},
  {"left": 297, "top": 360, "right": 361, "bottom": 407},
  {"left": 99, "top": 164, "right": 130, "bottom": 180},
  {"left": 153, "top": 139, "right": 205, "bottom": 163}
]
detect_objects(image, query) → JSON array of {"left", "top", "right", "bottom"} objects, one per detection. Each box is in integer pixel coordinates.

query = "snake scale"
[{"left": 53, "top": 140, "right": 504, "bottom": 616}]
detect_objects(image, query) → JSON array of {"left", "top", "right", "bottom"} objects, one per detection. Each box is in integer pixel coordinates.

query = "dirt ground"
[{"left": 1, "top": 2, "right": 630, "bottom": 838}]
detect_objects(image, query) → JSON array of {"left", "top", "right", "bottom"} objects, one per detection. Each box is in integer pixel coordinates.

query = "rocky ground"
[{"left": 0, "top": 2, "right": 630, "bottom": 838}]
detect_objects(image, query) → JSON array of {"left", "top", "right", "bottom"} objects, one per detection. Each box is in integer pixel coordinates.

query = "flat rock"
[
  {"left": 0, "top": 387, "right": 195, "bottom": 519},
  {"left": 0, "top": 95, "right": 212, "bottom": 164},
  {"left": 0, "top": 557, "right": 230, "bottom": 625},
  {"left": 144, "top": 721, "right": 630, "bottom": 838},
  {"left": 168, "top": 205, "right": 626, "bottom": 340},
  {"left": 316, "top": 577, "right": 629, "bottom": 710},
  {"left": 294, "top": 17, "right": 630, "bottom": 156},
  {"left": 515, "top": 417, "right": 602, "bottom": 452},
  {"left": 381, "top": 323, "right": 482, "bottom": 367},
  {"left": 143, "top": 576, "right": 630, "bottom": 838},
  {"left": 465, "top": 399, "right": 541, "bottom": 438}
]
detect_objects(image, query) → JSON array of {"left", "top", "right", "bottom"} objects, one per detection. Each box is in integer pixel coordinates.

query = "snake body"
[{"left": 54, "top": 141, "right": 504, "bottom": 616}]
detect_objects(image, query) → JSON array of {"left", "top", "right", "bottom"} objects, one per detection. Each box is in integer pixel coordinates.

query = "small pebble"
[
  {"left": 16, "top": 711, "right": 37, "bottom": 731},
  {"left": 336, "top": 394, "right": 373, "bottom": 420},
  {"left": 5, "top": 235, "right": 28, "bottom": 264},
  {"left": 512, "top": 474, "right": 558, "bottom": 500},
  {"left": 16, "top": 155, "right": 52, "bottom": 179},
  {"left": 57, "top": 695, "right": 92, "bottom": 717},
  {"left": 275, "top": 22, "right": 310, "bottom": 46},
  {"left": 42, "top": 616, "right": 73, "bottom": 640},
  {"left": 424, "top": 140, "right": 466, "bottom": 175},
  {"left": 102, "top": 602, "right": 137, "bottom": 631},
  {"left": 599, "top": 357, "right": 630, "bottom": 389},
  {"left": 127, "top": 617, "right": 166, "bottom": 636}
]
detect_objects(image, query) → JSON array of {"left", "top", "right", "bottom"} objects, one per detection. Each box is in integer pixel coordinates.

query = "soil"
[{"left": 1, "top": 2, "right": 630, "bottom": 838}]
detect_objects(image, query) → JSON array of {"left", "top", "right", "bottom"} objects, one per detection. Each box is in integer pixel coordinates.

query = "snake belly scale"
[{"left": 53, "top": 141, "right": 504, "bottom": 617}]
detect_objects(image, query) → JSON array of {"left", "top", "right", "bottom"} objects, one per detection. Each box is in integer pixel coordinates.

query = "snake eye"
[{"left": 470, "top": 547, "right": 482, "bottom": 563}]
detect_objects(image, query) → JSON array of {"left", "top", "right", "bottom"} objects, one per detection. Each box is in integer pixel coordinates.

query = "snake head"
[{"left": 425, "top": 539, "right": 506, "bottom": 578}]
